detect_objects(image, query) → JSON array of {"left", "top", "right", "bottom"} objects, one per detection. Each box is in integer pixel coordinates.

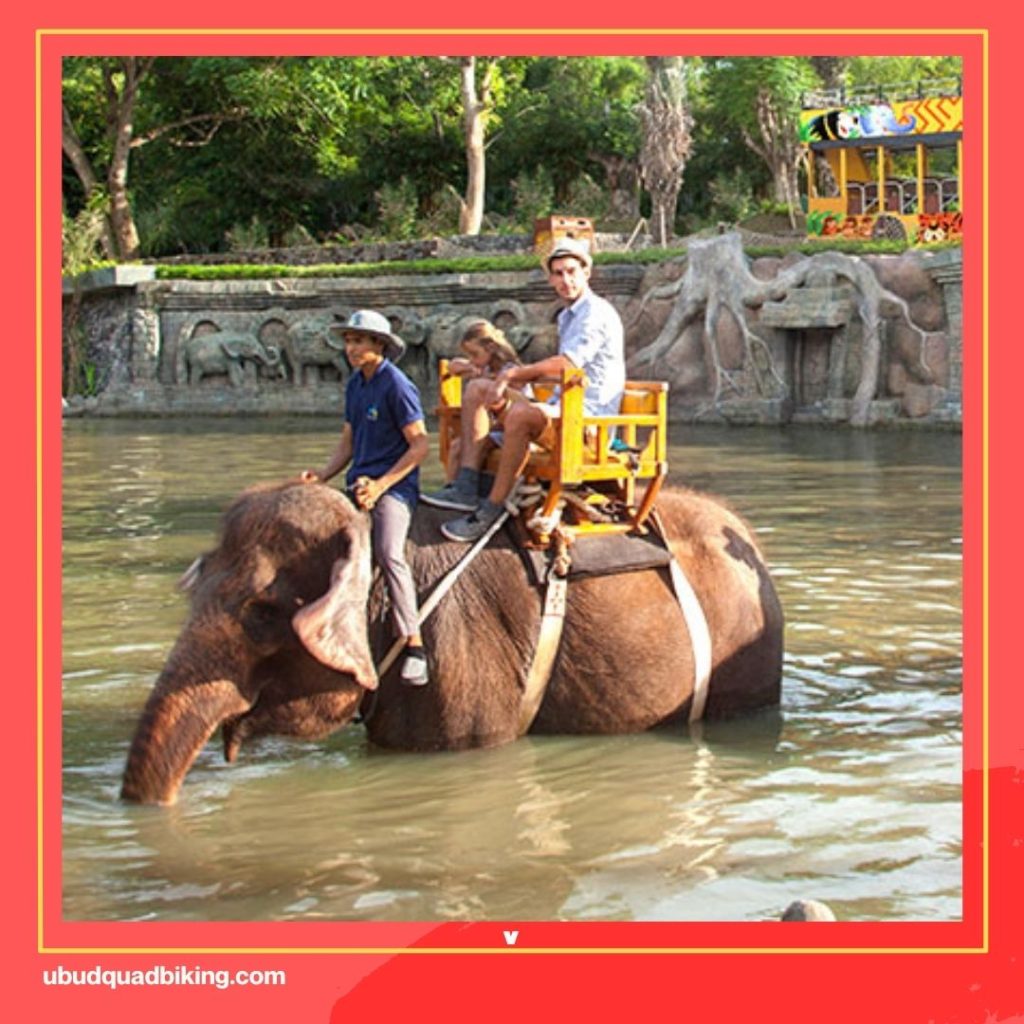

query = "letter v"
[{"left": 503, "top": 930, "right": 519, "bottom": 946}]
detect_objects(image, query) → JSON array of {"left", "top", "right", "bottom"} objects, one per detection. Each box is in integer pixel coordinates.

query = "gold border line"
[
  {"left": 981, "top": 25, "right": 990, "bottom": 954},
  {"left": 41, "top": 945, "right": 990, "bottom": 955},
  {"left": 37, "top": 27, "right": 987, "bottom": 36},
  {"left": 36, "top": 27, "right": 46, "bottom": 956},
  {"left": 37, "top": 28, "right": 983, "bottom": 954}
]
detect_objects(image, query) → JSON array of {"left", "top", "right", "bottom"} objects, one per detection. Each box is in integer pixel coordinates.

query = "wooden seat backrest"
[{"left": 437, "top": 361, "right": 667, "bottom": 487}]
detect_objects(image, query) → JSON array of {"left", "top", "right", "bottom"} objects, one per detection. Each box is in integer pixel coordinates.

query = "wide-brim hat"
[
  {"left": 330, "top": 309, "right": 406, "bottom": 363},
  {"left": 544, "top": 236, "right": 593, "bottom": 272}
]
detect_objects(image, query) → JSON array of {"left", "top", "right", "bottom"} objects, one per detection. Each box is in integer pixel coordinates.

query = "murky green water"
[{"left": 61, "top": 419, "right": 962, "bottom": 922}]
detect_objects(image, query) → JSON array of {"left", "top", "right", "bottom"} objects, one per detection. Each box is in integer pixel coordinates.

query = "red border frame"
[{"left": 10, "top": 6, "right": 1019, "bottom": 1020}]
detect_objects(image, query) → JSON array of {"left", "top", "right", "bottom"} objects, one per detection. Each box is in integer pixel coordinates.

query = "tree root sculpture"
[{"left": 627, "top": 232, "right": 938, "bottom": 425}]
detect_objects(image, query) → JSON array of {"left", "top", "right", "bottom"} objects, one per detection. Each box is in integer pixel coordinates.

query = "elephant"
[
  {"left": 121, "top": 480, "right": 783, "bottom": 805},
  {"left": 280, "top": 314, "right": 349, "bottom": 387},
  {"left": 177, "top": 330, "right": 284, "bottom": 387}
]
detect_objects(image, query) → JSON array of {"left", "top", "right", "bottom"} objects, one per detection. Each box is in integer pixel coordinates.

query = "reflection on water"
[{"left": 61, "top": 419, "right": 962, "bottom": 922}]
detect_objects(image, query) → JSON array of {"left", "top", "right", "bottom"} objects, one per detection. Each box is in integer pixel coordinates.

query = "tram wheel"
[{"left": 871, "top": 215, "right": 907, "bottom": 241}]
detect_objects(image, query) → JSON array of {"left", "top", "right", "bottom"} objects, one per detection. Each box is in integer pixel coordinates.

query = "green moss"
[{"left": 144, "top": 238, "right": 960, "bottom": 281}]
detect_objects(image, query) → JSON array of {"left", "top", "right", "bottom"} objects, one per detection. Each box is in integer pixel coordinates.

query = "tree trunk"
[
  {"left": 590, "top": 154, "right": 641, "bottom": 226},
  {"left": 61, "top": 104, "right": 117, "bottom": 259},
  {"left": 104, "top": 58, "right": 147, "bottom": 260},
  {"left": 458, "top": 57, "right": 492, "bottom": 236},
  {"left": 639, "top": 57, "right": 693, "bottom": 247},
  {"left": 747, "top": 87, "right": 803, "bottom": 229}
]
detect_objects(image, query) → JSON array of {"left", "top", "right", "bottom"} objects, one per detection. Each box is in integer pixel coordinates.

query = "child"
[
  {"left": 300, "top": 309, "right": 430, "bottom": 686},
  {"left": 447, "top": 319, "right": 520, "bottom": 380},
  {"left": 443, "top": 320, "right": 523, "bottom": 482}
]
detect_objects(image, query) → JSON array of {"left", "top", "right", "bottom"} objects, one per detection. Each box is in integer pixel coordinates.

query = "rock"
[
  {"left": 902, "top": 382, "right": 947, "bottom": 418},
  {"left": 781, "top": 899, "right": 836, "bottom": 921}
]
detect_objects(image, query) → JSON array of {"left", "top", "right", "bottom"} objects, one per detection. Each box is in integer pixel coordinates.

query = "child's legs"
[
  {"left": 445, "top": 437, "right": 462, "bottom": 481},
  {"left": 371, "top": 493, "right": 420, "bottom": 641}
]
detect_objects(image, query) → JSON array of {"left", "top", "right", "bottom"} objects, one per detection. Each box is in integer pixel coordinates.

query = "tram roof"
[{"left": 806, "top": 130, "right": 962, "bottom": 152}]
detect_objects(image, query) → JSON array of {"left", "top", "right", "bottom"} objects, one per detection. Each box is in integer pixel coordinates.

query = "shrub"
[
  {"left": 511, "top": 168, "right": 555, "bottom": 230},
  {"left": 708, "top": 167, "right": 755, "bottom": 224},
  {"left": 375, "top": 177, "right": 419, "bottom": 240},
  {"left": 420, "top": 188, "right": 463, "bottom": 236},
  {"left": 225, "top": 216, "right": 270, "bottom": 251},
  {"left": 564, "top": 172, "right": 611, "bottom": 223},
  {"left": 62, "top": 202, "right": 108, "bottom": 275}
]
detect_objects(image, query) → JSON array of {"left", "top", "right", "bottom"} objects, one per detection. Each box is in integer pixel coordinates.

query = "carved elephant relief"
[
  {"left": 279, "top": 313, "right": 348, "bottom": 387},
  {"left": 176, "top": 325, "right": 285, "bottom": 387}
]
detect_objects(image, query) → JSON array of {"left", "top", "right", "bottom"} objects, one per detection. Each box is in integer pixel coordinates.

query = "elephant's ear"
[{"left": 291, "top": 529, "right": 378, "bottom": 691}]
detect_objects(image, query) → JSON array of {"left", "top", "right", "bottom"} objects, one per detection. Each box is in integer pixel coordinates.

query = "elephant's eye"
[{"left": 239, "top": 597, "right": 289, "bottom": 642}]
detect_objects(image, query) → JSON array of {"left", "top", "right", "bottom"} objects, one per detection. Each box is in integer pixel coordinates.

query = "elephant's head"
[
  {"left": 261, "top": 343, "right": 287, "bottom": 378},
  {"left": 222, "top": 334, "right": 278, "bottom": 364},
  {"left": 121, "top": 482, "right": 376, "bottom": 805}
]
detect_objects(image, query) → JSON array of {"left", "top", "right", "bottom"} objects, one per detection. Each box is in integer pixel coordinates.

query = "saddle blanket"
[{"left": 514, "top": 526, "right": 673, "bottom": 586}]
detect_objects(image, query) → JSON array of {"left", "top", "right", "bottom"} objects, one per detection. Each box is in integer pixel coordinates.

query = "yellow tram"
[{"left": 800, "top": 80, "right": 962, "bottom": 245}]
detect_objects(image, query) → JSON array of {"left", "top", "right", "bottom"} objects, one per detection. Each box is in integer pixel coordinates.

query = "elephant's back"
[
  {"left": 654, "top": 487, "right": 765, "bottom": 557},
  {"left": 366, "top": 503, "right": 541, "bottom": 750}
]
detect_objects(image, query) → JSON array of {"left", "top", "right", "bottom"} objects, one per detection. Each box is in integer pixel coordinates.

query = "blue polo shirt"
[{"left": 345, "top": 359, "right": 424, "bottom": 507}]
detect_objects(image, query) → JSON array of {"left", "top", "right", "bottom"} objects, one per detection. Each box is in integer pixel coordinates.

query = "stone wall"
[{"left": 62, "top": 243, "right": 962, "bottom": 428}]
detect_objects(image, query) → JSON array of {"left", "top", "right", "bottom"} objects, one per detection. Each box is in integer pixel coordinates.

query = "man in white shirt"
[{"left": 422, "top": 237, "right": 625, "bottom": 542}]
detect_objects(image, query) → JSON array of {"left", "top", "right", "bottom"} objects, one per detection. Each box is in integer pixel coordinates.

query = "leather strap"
[
  {"left": 649, "top": 509, "right": 714, "bottom": 723},
  {"left": 377, "top": 508, "right": 511, "bottom": 677},
  {"left": 517, "top": 574, "right": 568, "bottom": 733},
  {"left": 665, "top": 556, "right": 713, "bottom": 723}
]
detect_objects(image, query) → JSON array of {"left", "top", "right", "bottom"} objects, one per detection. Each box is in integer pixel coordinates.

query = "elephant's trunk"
[{"left": 121, "top": 675, "right": 251, "bottom": 805}]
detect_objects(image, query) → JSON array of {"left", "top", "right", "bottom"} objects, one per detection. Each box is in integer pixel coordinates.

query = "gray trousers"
[{"left": 371, "top": 493, "right": 420, "bottom": 638}]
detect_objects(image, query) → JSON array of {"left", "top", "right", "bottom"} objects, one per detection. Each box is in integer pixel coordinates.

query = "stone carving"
[
  {"left": 129, "top": 305, "right": 161, "bottom": 382},
  {"left": 381, "top": 305, "right": 429, "bottom": 348},
  {"left": 61, "top": 246, "right": 960, "bottom": 425},
  {"left": 279, "top": 313, "right": 348, "bottom": 387},
  {"left": 177, "top": 327, "right": 284, "bottom": 387},
  {"left": 412, "top": 299, "right": 541, "bottom": 388},
  {"left": 628, "top": 232, "right": 941, "bottom": 425}
]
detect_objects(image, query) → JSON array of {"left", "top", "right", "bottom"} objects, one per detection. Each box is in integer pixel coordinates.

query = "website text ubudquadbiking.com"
[{"left": 42, "top": 965, "right": 287, "bottom": 991}]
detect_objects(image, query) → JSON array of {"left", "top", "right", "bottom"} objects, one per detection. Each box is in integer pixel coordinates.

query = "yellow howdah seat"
[{"left": 436, "top": 361, "right": 669, "bottom": 547}]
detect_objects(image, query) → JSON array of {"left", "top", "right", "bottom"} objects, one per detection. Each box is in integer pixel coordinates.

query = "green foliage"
[
  {"left": 805, "top": 210, "right": 832, "bottom": 236},
  {"left": 564, "top": 172, "right": 612, "bottom": 223},
  {"left": 280, "top": 223, "right": 317, "bottom": 247},
  {"left": 151, "top": 246, "right": 693, "bottom": 282},
  {"left": 844, "top": 56, "right": 962, "bottom": 96},
  {"left": 420, "top": 188, "right": 463, "bottom": 236},
  {"left": 375, "top": 177, "right": 420, "bottom": 240},
  {"left": 62, "top": 319, "right": 98, "bottom": 398},
  {"left": 62, "top": 55, "right": 963, "bottom": 257},
  {"left": 511, "top": 167, "right": 555, "bottom": 229},
  {"left": 225, "top": 215, "right": 270, "bottom": 251},
  {"left": 62, "top": 201, "right": 108, "bottom": 274},
  {"left": 707, "top": 167, "right": 755, "bottom": 223}
]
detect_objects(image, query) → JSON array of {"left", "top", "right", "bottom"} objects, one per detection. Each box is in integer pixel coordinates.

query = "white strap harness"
[
  {"left": 380, "top": 490, "right": 713, "bottom": 729},
  {"left": 666, "top": 556, "right": 713, "bottom": 723}
]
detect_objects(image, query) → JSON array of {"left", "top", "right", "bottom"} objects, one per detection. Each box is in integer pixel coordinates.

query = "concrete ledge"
[{"left": 63, "top": 265, "right": 156, "bottom": 295}]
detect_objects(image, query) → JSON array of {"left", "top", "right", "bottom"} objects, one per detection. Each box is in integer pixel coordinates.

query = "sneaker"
[
  {"left": 400, "top": 649, "right": 430, "bottom": 687},
  {"left": 420, "top": 480, "right": 479, "bottom": 512},
  {"left": 439, "top": 501, "right": 504, "bottom": 543}
]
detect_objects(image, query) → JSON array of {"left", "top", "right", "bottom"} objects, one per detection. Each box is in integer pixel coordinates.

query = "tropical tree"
[
  {"left": 62, "top": 57, "right": 247, "bottom": 260},
  {"left": 638, "top": 56, "right": 694, "bottom": 244},
  {"left": 456, "top": 56, "right": 494, "bottom": 234},
  {"left": 702, "top": 57, "right": 816, "bottom": 227},
  {"left": 492, "top": 57, "right": 646, "bottom": 228}
]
